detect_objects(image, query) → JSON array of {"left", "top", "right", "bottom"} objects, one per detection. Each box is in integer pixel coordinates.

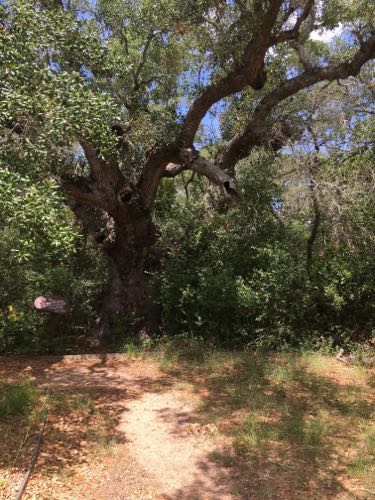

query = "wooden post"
[{"left": 33, "top": 296, "right": 70, "bottom": 352}]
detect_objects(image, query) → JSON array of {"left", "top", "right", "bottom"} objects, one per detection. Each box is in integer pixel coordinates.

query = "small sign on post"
[
  {"left": 34, "top": 296, "right": 70, "bottom": 315},
  {"left": 34, "top": 296, "right": 70, "bottom": 350}
]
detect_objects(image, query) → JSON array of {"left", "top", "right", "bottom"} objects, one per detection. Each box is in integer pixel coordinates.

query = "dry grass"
[
  {"left": 0, "top": 356, "right": 170, "bottom": 499},
  {"left": 1, "top": 352, "right": 374, "bottom": 499},
  {"left": 161, "top": 351, "right": 375, "bottom": 499},
  {"left": 0, "top": 381, "right": 44, "bottom": 498}
]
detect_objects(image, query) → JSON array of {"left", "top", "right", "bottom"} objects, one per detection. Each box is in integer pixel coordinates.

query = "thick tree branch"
[
  {"left": 138, "top": 9, "right": 316, "bottom": 210},
  {"left": 138, "top": 144, "right": 179, "bottom": 210},
  {"left": 186, "top": 156, "right": 238, "bottom": 204},
  {"left": 178, "top": 0, "right": 284, "bottom": 147},
  {"left": 164, "top": 148, "right": 239, "bottom": 204},
  {"left": 162, "top": 163, "right": 186, "bottom": 177},
  {"left": 137, "top": 12, "right": 374, "bottom": 212},
  {"left": 80, "top": 140, "right": 125, "bottom": 200},
  {"left": 293, "top": 42, "right": 314, "bottom": 71},
  {"left": 219, "top": 34, "right": 375, "bottom": 171}
]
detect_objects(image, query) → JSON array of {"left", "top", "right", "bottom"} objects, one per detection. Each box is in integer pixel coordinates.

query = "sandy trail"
[
  {"left": 121, "top": 390, "right": 233, "bottom": 499},
  {"left": 0, "top": 356, "right": 236, "bottom": 500}
]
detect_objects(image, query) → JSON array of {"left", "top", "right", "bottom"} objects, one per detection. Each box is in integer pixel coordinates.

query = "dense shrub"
[
  {"left": 155, "top": 151, "right": 375, "bottom": 348},
  {"left": 0, "top": 169, "right": 106, "bottom": 353},
  {"left": 155, "top": 154, "right": 308, "bottom": 346}
]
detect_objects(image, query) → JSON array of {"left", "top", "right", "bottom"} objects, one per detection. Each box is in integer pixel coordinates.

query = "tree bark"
[
  {"left": 65, "top": 176, "right": 162, "bottom": 344},
  {"left": 96, "top": 211, "right": 161, "bottom": 343}
]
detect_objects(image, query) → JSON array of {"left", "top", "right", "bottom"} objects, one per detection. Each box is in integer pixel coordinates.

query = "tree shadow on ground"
[
  {"left": 0, "top": 355, "right": 174, "bottom": 497},
  {"left": 161, "top": 353, "right": 375, "bottom": 499},
  {"left": 2, "top": 354, "right": 374, "bottom": 499}
]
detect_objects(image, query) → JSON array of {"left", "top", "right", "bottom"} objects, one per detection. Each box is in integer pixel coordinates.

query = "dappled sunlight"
[
  {"left": 161, "top": 352, "right": 375, "bottom": 499},
  {"left": 1, "top": 353, "right": 375, "bottom": 499},
  {"left": 0, "top": 356, "right": 174, "bottom": 499}
]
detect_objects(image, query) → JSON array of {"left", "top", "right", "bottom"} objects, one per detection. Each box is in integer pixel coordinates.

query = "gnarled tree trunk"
[
  {"left": 61, "top": 143, "right": 166, "bottom": 344},
  {"left": 99, "top": 212, "right": 161, "bottom": 341}
]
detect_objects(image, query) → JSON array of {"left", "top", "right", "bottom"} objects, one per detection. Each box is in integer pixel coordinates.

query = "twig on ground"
[
  {"left": 267, "top": 459, "right": 296, "bottom": 470},
  {"left": 14, "top": 389, "right": 52, "bottom": 500}
]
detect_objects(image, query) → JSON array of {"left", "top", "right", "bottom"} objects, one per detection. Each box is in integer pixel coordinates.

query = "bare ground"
[
  {"left": 0, "top": 356, "right": 237, "bottom": 500},
  {"left": 2, "top": 354, "right": 375, "bottom": 500}
]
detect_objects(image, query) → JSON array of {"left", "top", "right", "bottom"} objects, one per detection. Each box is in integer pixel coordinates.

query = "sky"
[{"left": 310, "top": 24, "right": 344, "bottom": 43}]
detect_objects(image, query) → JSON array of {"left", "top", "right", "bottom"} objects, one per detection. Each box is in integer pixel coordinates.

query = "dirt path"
[
  {"left": 120, "top": 390, "right": 233, "bottom": 499},
  {"left": 0, "top": 357, "right": 236, "bottom": 500}
]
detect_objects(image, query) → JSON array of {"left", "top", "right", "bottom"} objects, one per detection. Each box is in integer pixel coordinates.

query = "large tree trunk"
[
  {"left": 70, "top": 194, "right": 161, "bottom": 344},
  {"left": 97, "top": 211, "right": 161, "bottom": 342}
]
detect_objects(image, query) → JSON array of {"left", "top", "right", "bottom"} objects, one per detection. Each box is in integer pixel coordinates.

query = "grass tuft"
[{"left": 0, "top": 381, "right": 36, "bottom": 420}]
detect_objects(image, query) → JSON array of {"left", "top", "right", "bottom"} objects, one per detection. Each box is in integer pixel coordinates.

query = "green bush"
[
  {"left": 0, "top": 166, "right": 108, "bottom": 353},
  {"left": 155, "top": 149, "right": 375, "bottom": 349},
  {"left": 0, "top": 381, "right": 36, "bottom": 420},
  {"left": 155, "top": 153, "right": 310, "bottom": 346},
  {"left": 0, "top": 247, "right": 106, "bottom": 353}
]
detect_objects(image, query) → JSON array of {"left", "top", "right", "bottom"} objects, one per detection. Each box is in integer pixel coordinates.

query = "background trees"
[{"left": 0, "top": 0, "right": 374, "bottom": 351}]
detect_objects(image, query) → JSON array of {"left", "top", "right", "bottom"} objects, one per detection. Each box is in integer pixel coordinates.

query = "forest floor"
[{"left": 0, "top": 352, "right": 375, "bottom": 499}]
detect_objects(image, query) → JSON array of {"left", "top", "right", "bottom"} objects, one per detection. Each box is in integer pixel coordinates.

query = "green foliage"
[
  {"left": 0, "top": 0, "right": 121, "bottom": 170},
  {"left": 0, "top": 168, "right": 77, "bottom": 262},
  {"left": 156, "top": 138, "right": 375, "bottom": 348},
  {"left": 156, "top": 151, "right": 309, "bottom": 346},
  {"left": 0, "top": 381, "right": 36, "bottom": 420},
  {"left": 0, "top": 0, "right": 373, "bottom": 353},
  {"left": 0, "top": 243, "right": 106, "bottom": 353},
  {"left": 0, "top": 168, "right": 106, "bottom": 352}
]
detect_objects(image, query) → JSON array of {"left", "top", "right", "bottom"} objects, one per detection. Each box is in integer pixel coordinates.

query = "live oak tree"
[{"left": 1, "top": 0, "right": 374, "bottom": 337}]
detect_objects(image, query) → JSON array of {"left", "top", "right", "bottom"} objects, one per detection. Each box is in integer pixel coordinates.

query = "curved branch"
[
  {"left": 135, "top": 1, "right": 316, "bottom": 207},
  {"left": 178, "top": 0, "right": 284, "bottom": 147},
  {"left": 59, "top": 176, "right": 106, "bottom": 209},
  {"left": 80, "top": 140, "right": 125, "bottom": 194},
  {"left": 188, "top": 156, "right": 239, "bottom": 204},
  {"left": 138, "top": 144, "right": 179, "bottom": 210},
  {"left": 271, "top": 0, "right": 315, "bottom": 45},
  {"left": 293, "top": 42, "right": 315, "bottom": 71},
  {"left": 162, "top": 163, "right": 186, "bottom": 177},
  {"left": 219, "top": 34, "right": 375, "bottom": 171}
]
